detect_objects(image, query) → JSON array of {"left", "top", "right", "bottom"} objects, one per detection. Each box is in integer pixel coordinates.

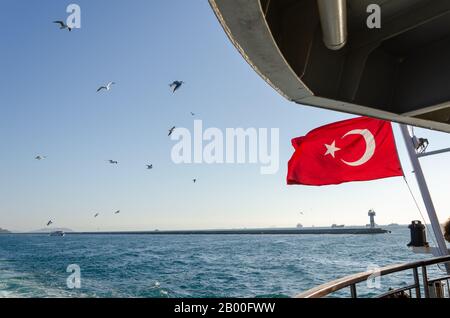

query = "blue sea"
[{"left": 0, "top": 226, "right": 443, "bottom": 298}]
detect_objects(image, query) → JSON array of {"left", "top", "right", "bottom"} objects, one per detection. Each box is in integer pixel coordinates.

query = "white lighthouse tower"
[{"left": 368, "top": 209, "right": 376, "bottom": 229}]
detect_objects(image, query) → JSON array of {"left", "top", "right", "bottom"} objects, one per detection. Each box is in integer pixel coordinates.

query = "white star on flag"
[{"left": 324, "top": 141, "right": 341, "bottom": 158}]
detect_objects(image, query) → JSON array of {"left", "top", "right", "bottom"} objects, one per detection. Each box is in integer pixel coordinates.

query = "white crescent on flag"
[{"left": 340, "top": 129, "right": 376, "bottom": 167}]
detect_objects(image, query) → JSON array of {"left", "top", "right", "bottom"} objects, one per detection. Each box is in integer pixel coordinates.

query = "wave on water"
[{"left": 0, "top": 229, "right": 437, "bottom": 298}]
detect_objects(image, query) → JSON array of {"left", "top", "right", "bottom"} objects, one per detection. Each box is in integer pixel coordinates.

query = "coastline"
[{"left": 9, "top": 226, "right": 391, "bottom": 235}]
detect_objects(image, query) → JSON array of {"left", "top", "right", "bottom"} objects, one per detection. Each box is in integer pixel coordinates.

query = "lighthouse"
[{"left": 368, "top": 209, "right": 376, "bottom": 228}]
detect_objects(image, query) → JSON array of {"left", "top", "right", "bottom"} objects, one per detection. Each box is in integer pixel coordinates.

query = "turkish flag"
[{"left": 287, "top": 117, "right": 403, "bottom": 186}]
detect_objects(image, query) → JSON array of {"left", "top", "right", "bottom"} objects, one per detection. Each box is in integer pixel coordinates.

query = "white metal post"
[{"left": 399, "top": 124, "right": 449, "bottom": 257}]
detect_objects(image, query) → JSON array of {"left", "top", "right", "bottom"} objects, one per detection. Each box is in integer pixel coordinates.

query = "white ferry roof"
[{"left": 209, "top": 0, "right": 450, "bottom": 133}]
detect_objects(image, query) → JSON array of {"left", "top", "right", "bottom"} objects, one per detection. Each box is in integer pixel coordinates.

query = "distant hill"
[
  {"left": 32, "top": 228, "right": 74, "bottom": 233},
  {"left": 0, "top": 227, "right": 10, "bottom": 233}
]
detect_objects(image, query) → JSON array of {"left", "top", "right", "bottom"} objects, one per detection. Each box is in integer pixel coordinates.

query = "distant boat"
[
  {"left": 331, "top": 224, "right": 345, "bottom": 228},
  {"left": 49, "top": 231, "right": 65, "bottom": 237}
]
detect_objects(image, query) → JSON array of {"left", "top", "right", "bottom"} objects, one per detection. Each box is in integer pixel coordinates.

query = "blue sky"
[{"left": 0, "top": 0, "right": 449, "bottom": 232}]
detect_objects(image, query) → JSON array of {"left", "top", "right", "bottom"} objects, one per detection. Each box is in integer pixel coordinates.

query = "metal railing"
[{"left": 296, "top": 255, "right": 450, "bottom": 298}]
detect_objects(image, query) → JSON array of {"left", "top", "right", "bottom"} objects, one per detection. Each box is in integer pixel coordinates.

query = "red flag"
[{"left": 287, "top": 117, "right": 403, "bottom": 186}]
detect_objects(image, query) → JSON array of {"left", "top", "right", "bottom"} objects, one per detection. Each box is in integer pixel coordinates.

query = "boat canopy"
[{"left": 209, "top": 0, "right": 450, "bottom": 133}]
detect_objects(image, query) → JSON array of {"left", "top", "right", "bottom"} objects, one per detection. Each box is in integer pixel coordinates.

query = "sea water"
[{"left": 0, "top": 226, "right": 445, "bottom": 298}]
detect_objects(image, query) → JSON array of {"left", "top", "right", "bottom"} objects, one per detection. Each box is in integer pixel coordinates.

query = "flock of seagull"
[{"left": 42, "top": 24, "right": 197, "bottom": 229}]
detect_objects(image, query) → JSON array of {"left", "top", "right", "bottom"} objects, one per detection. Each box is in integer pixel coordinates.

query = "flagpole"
[{"left": 399, "top": 124, "right": 449, "bottom": 257}]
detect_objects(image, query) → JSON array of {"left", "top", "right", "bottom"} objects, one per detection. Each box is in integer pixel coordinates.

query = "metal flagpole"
[{"left": 399, "top": 124, "right": 449, "bottom": 257}]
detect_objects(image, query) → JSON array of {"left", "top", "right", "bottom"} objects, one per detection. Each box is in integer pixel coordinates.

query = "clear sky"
[{"left": 0, "top": 0, "right": 449, "bottom": 232}]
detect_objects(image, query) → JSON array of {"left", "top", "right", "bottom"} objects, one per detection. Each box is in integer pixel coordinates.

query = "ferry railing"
[{"left": 296, "top": 255, "right": 450, "bottom": 298}]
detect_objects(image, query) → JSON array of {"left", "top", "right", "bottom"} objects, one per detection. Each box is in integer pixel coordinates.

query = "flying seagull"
[
  {"left": 114, "top": 210, "right": 120, "bottom": 214},
  {"left": 190, "top": 112, "right": 195, "bottom": 116},
  {"left": 47, "top": 220, "right": 53, "bottom": 226},
  {"left": 53, "top": 21, "right": 72, "bottom": 31},
  {"left": 146, "top": 164, "right": 153, "bottom": 170},
  {"left": 35, "top": 155, "right": 47, "bottom": 160},
  {"left": 169, "top": 81, "right": 184, "bottom": 93},
  {"left": 108, "top": 160, "right": 118, "bottom": 164},
  {"left": 97, "top": 82, "right": 115, "bottom": 92},
  {"left": 168, "top": 126, "right": 176, "bottom": 137},
  {"left": 94, "top": 213, "right": 99, "bottom": 218},
  {"left": 193, "top": 179, "right": 197, "bottom": 183}
]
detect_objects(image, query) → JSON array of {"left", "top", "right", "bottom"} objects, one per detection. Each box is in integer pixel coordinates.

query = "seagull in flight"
[
  {"left": 94, "top": 213, "right": 99, "bottom": 218},
  {"left": 47, "top": 220, "right": 53, "bottom": 226},
  {"left": 146, "top": 164, "right": 153, "bottom": 170},
  {"left": 169, "top": 81, "right": 184, "bottom": 93},
  {"left": 192, "top": 179, "right": 197, "bottom": 183},
  {"left": 35, "top": 155, "right": 47, "bottom": 160},
  {"left": 53, "top": 21, "right": 72, "bottom": 31},
  {"left": 114, "top": 210, "right": 120, "bottom": 214},
  {"left": 97, "top": 82, "right": 116, "bottom": 92},
  {"left": 108, "top": 160, "right": 118, "bottom": 164},
  {"left": 190, "top": 112, "right": 195, "bottom": 116},
  {"left": 168, "top": 126, "right": 176, "bottom": 137}
]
